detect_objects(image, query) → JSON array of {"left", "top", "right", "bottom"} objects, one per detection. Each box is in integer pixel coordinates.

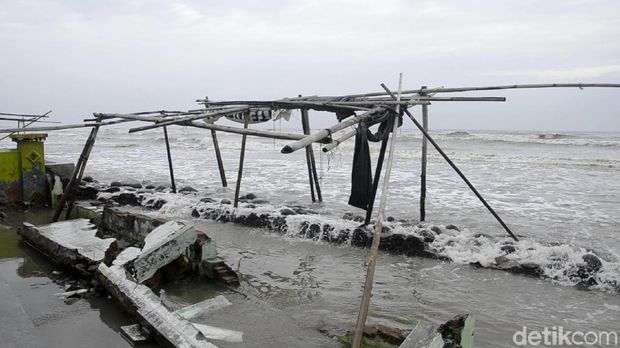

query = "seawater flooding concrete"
[
  {"left": 0, "top": 207, "right": 148, "bottom": 348},
  {"left": 2, "top": 205, "right": 341, "bottom": 347}
]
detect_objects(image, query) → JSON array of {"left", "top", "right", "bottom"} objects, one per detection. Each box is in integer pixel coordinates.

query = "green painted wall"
[
  {"left": 0, "top": 135, "right": 48, "bottom": 204},
  {"left": 16, "top": 140, "right": 46, "bottom": 203},
  {"left": 0, "top": 149, "right": 22, "bottom": 202}
]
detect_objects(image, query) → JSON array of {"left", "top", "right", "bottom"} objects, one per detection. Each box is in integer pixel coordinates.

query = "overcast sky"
[{"left": 1, "top": 0, "right": 619, "bottom": 131}]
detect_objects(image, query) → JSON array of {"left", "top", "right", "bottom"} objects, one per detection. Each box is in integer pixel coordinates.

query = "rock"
[
  {"left": 103, "top": 186, "right": 121, "bottom": 193},
  {"left": 364, "top": 324, "right": 408, "bottom": 345},
  {"left": 76, "top": 185, "right": 99, "bottom": 200},
  {"left": 380, "top": 234, "right": 426, "bottom": 256},
  {"left": 179, "top": 186, "right": 198, "bottom": 193},
  {"left": 351, "top": 228, "right": 371, "bottom": 247},
  {"left": 111, "top": 193, "right": 140, "bottom": 206},
  {"left": 155, "top": 185, "right": 168, "bottom": 192},
  {"left": 121, "top": 179, "right": 142, "bottom": 189},
  {"left": 343, "top": 213, "right": 364, "bottom": 222},
  {"left": 445, "top": 224, "right": 460, "bottom": 232},
  {"left": 437, "top": 313, "right": 468, "bottom": 346},
  {"left": 280, "top": 208, "right": 296, "bottom": 216},
  {"left": 500, "top": 245, "right": 516, "bottom": 254},
  {"left": 418, "top": 229, "right": 435, "bottom": 243},
  {"left": 145, "top": 184, "right": 156, "bottom": 190},
  {"left": 82, "top": 176, "right": 95, "bottom": 183},
  {"left": 430, "top": 225, "right": 442, "bottom": 234},
  {"left": 251, "top": 199, "right": 269, "bottom": 204},
  {"left": 110, "top": 181, "right": 122, "bottom": 187},
  {"left": 582, "top": 254, "right": 602, "bottom": 273},
  {"left": 221, "top": 199, "right": 231, "bottom": 205},
  {"left": 200, "top": 197, "right": 216, "bottom": 203},
  {"left": 191, "top": 208, "right": 200, "bottom": 218},
  {"left": 243, "top": 193, "right": 257, "bottom": 200},
  {"left": 386, "top": 216, "right": 396, "bottom": 222}
]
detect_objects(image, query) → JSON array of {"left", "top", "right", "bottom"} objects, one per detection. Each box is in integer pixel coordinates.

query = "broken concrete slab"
[
  {"left": 98, "top": 206, "right": 166, "bottom": 246},
  {"left": 191, "top": 323, "right": 243, "bottom": 344},
  {"left": 174, "top": 295, "right": 232, "bottom": 321},
  {"left": 120, "top": 324, "right": 149, "bottom": 344},
  {"left": 18, "top": 219, "right": 115, "bottom": 277},
  {"left": 400, "top": 314, "right": 475, "bottom": 348},
  {"left": 131, "top": 221, "right": 198, "bottom": 283},
  {"left": 98, "top": 248, "right": 217, "bottom": 348}
]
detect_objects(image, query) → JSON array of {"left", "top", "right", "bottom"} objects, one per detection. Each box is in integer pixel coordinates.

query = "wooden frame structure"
[{"left": 2, "top": 81, "right": 619, "bottom": 348}]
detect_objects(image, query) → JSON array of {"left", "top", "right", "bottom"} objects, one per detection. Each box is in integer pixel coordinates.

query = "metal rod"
[
  {"left": 211, "top": 130, "right": 228, "bottom": 187},
  {"left": 420, "top": 86, "right": 429, "bottom": 221},
  {"left": 233, "top": 113, "right": 250, "bottom": 208},
  {"left": 163, "top": 126, "right": 177, "bottom": 193},
  {"left": 352, "top": 74, "right": 404, "bottom": 348},
  {"left": 381, "top": 84, "right": 520, "bottom": 241}
]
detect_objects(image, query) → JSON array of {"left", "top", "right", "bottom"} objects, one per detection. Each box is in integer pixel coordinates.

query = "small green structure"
[{"left": 0, "top": 133, "right": 47, "bottom": 204}]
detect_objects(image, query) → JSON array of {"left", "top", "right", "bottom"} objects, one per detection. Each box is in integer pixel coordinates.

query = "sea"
[{"left": 35, "top": 126, "right": 620, "bottom": 346}]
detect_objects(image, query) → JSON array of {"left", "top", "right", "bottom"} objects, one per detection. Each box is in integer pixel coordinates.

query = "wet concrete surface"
[{"left": 0, "top": 207, "right": 154, "bottom": 348}]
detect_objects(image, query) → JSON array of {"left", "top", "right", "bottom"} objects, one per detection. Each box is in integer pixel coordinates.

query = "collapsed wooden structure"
[{"left": 2, "top": 80, "right": 620, "bottom": 348}]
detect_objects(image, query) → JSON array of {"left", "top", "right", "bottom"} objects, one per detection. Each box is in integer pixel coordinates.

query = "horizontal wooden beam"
[
  {"left": 183, "top": 121, "right": 331, "bottom": 143},
  {"left": 281, "top": 107, "right": 387, "bottom": 154}
]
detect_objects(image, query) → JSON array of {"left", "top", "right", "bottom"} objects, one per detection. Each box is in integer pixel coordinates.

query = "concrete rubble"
[{"left": 16, "top": 207, "right": 340, "bottom": 347}]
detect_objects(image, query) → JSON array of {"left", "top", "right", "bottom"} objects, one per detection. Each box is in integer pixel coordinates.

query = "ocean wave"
[{"left": 93, "top": 185, "right": 620, "bottom": 294}]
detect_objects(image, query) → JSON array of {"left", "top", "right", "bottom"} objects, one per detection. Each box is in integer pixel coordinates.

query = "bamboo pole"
[
  {"left": 301, "top": 107, "right": 322, "bottom": 202},
  {"left": 322, "top": 129, "right": 356, "bottom": 152},
  {"left": 281, "top": 107, "right": 386, "bottom": 154},
  {"left": 286, "top": 83, "right": 620, "bottom": 100},
  {"left": 184, "top": 120, "right": 328, "bottom": 142},
  {"left": 211, "top": 129, "right": 228, "bottom": 187},
  {"left": 364, "top": 136, "right": 389, "bottom": 225},
  {"left": 163, "top": 126, "right": 177, "bottom": 193},
  {"left": 381, "top": 84, "right": 520, "bottom": 241},
  {"left": 0, "top": 119, "right": 133, "bottom": 133},
  {"left": 127, "top": 106, "right": 248, "bottom": 133},
  {"left": 301, "top": 108, "right": 316, "bottom": 202},
  {"left": 0, "top": 112, "right": 52, "bottom": 118},
  {"left": 352, "top": 74, "right": 404, "bottom": 348},
  {"left": 53, "top": 119, "right": 103, "bottom": 222},
  {"left": 420, "top": 86, "right": 429, "bottom": 221},
  {"left": 233, "top": 113, "right": 250, "bottom": 208}
]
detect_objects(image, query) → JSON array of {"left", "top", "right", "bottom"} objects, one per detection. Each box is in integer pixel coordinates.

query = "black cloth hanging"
[{"left": 347, "top": 108, "right": 402, "bottom": 210}]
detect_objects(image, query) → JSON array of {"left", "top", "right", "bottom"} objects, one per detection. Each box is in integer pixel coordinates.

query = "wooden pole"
[
  {"left": 140, "top": 119, "right": 321, "bottom": 143},
  {"left": 127, "top": 106, "right": 248, "bottom": 133},
  {"left": 163, "top": 126, "right": 177, "bottom": 193},
  {"left": 281, "top": 107, "right": 386, "bottom": 154},
  {"left": 301, "top": 108, "right": 316, "bottom": 202},
  {"left": 233, "top": 113, "right": 250, "bottom": 208},
  {"left": 285, "top": 83, "right": 620, "bottom": 100},
  {"left": 352, "top": 74, "right": 404, "bottom": 348},
  {"left": 364, "top": 136, "right": 389, "bottom": 225},
  {"left": 211, "top": 130, "right": 228, "bottom": 187},
  {"left": 322, "top": 129, "right": 355, "bottom": 152},
  {"left": 300, "top": 107, "right": 323, "bottom": 202},
  {"left": 53, "top": 119, "right": 102, "bottom": 222},
  {"left": 420, "top": 86, "right": 429, "bottom": 221},
  {"left": 380, "top": 84, "right": 520, "bottom": 241},
  {"left": 0, "top": 118, "right": 133, "bottom": 133}
]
